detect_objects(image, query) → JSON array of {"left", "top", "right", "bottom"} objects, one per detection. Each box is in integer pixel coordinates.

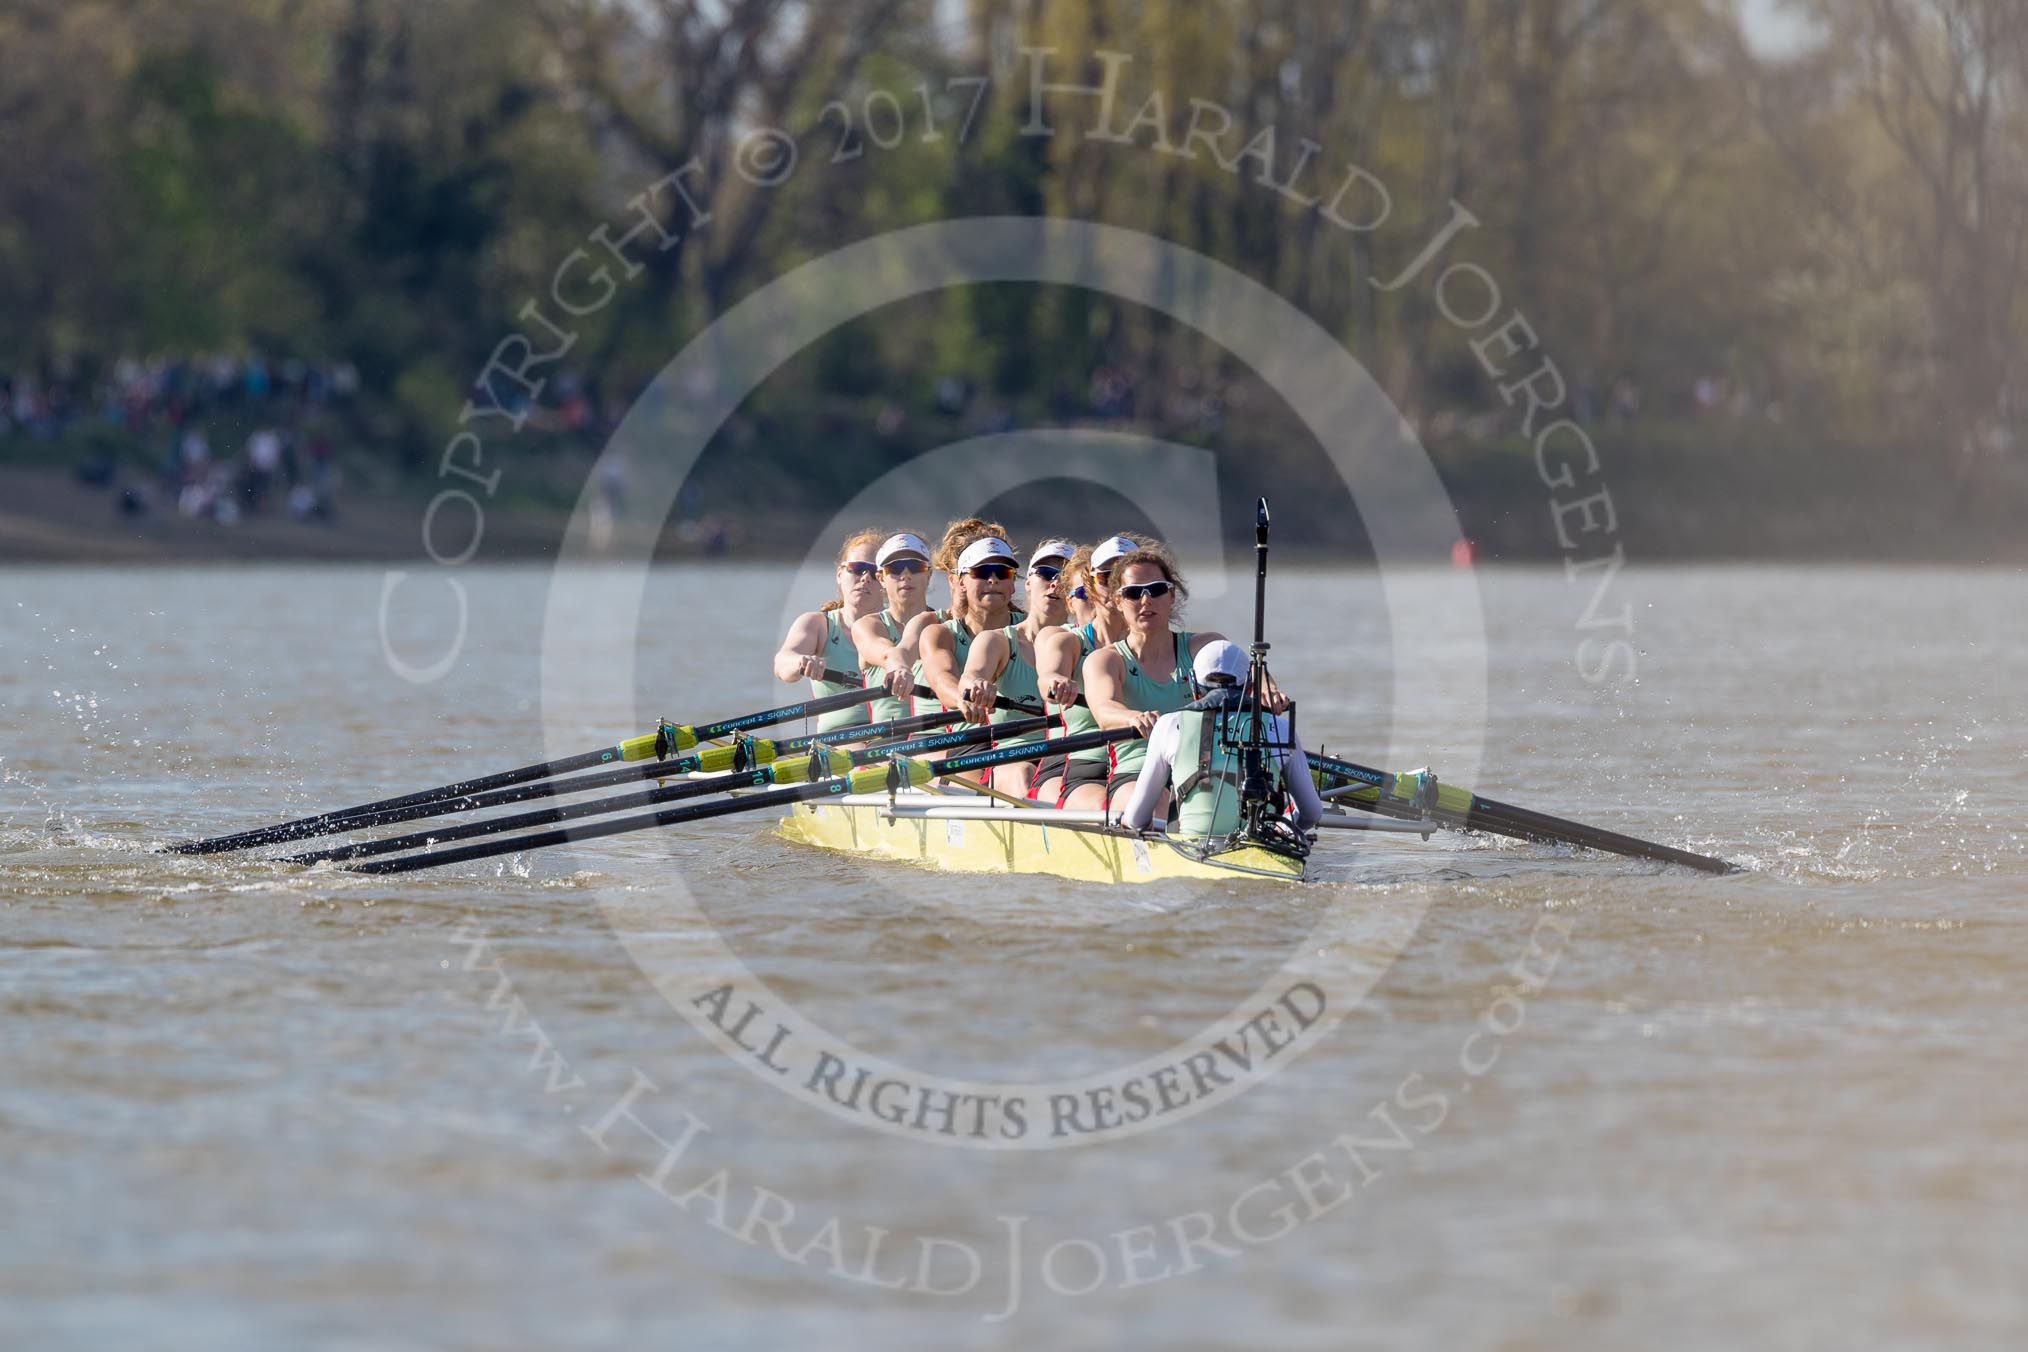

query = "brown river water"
[{"left": 3, "top": 563, "right": 2024, "bottom": 1349}]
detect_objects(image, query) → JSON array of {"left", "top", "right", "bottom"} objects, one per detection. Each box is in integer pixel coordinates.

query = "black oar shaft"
[
  {"left": 349, "top": 721, "right": 1131, "bottom": 875},
  {"left": 300, "top": 714, "right": 1056, "bottom": 865},
  {"left": 349, "top": 776, "right": 871, "bottom": 875},
  {"left": 170, "top": 744, "right": 643, "bottom": 855},
  {"left": 260, "top": 706, "right": 968, "bottom": 850},
  {"left": 1311, "top": 755, "right": 1734, "bottom": 875},
  {"left": 172, "top": 683, "right": 880, "bottom": 855}
]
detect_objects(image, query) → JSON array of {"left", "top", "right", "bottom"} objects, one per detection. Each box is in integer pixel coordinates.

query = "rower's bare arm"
[
  {"left": 850, "top": 612, "right": 898, "bottom": 668},
  {"left": 918, "top": 625, "right": 965, "bottom": 710},
  {"left": 959, "top": 632, "right": 1011, "bottom": 723},
  {"left": 1084, "top": 648, "right": 1154, "bottom": 735},
  {"left": 772, "top": 611, "right": 828, "bottom": 682},
  {"left": 1034, "top": 627, "right": 1082, "bottom": 706}
]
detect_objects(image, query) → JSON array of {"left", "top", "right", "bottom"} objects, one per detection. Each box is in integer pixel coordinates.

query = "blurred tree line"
[{"left": 2, "top": 0, "right": 2022, "bottom": 548}]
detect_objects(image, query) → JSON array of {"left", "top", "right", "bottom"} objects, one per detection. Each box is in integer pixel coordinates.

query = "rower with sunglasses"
[
  {"left": 957, "top": 538, "right": 1078, "bottom": 797},
  {"left": 1038, "top": 534, "right": 1143, "bottom": 810},
  {"left": 906, "top": 524, "right": 1030, "bottom": 786},
  {"left": 1060, "top": 543, "right": 1102, "bottom": 632},
  {"left": 1083, "top": 542, "right": 1260, "bottom": 813},
  {"left": 850, "top": 531, "right": 936, "bottom": 723},
  {"left": 771, "top": 528, "right": 886, "bottom": 732}
]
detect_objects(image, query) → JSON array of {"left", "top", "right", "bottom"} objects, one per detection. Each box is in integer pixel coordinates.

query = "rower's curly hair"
[
  {"left": 930, "top": 517, "right": 1012, "bottom": 571},
  {"left": 1108, "top": 544, "right": 1190, "bottom": 609},
  {"left": 933, "top": 517, "right": 1025, "bottom": 625},
  {"left": 820, "top": 527, "right": 890, "bottom": 613}
]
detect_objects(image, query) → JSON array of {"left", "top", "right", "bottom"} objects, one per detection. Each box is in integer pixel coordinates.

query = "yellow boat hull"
[{"left": 776, "top": 797, "right": 1306, "bottom": 884}]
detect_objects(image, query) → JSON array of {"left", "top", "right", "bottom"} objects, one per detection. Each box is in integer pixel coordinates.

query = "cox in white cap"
[
  {"left": 1192, "top": 639, "right": 1252, "bottom": 688},
  {"left": 1027, "top": 538, "right": 1077, "bottom": 571},
  {"left": 1090, "top": 534, "right": 1139, "bottom": 573},
  {"left": 875, "top": 532, "right": 931, "bottom": 569},
  {"left": 955, "top": 536, "right": 1018, "bottom": 573}
]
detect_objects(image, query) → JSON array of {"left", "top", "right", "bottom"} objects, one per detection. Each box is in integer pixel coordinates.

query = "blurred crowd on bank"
[{"left": 1, "top": 352, "right": 359, "bottom": 526}]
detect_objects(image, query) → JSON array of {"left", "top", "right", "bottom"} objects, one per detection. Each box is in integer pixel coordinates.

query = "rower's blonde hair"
[
  {"left": 821, "top": 528, "right": 887, "bottom": 613},
  {"left": 1109, "top": 544, "right": 1190, "bottom": 609}
]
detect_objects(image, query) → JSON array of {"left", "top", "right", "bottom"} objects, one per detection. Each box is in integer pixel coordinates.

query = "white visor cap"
[
  {"left": 955, "top": 537, "right": 1018, "bottom": 572},
  {"left": 1192, "top": 639, "right": 1251, "bottom": 687},
  {"left": 1090, "top": 535, "right": 1140, "bottom": 572},
  {"left": 875, "top": 532, "right": 931, "bottom": 567},
  {"left": 1028, "top": 539, "right": 1077, "bottom": 570}
]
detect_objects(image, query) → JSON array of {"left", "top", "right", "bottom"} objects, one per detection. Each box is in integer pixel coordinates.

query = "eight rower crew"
[
  {"left": 960, "top": 537, "right": 1077, "bottom": 797},
  {"left": 772, "top": 528, "right": 883, "bottom": 733},
  {"left": 1082, "top": 542, "right": 1230, "bottom": 811},
  {"left": 851, "top": 531, "right": 935, "bottom": 723},
  {"left": 1039, "top": 533, "right": 1139, "bottom": 810},
  {"left": 1112, "top": 640, "right": 1325, "bottom": 836}
]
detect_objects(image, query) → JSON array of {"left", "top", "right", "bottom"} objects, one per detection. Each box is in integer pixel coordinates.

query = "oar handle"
[{"left": 820, "top": 667, "right": 1087, "bottom": 718}]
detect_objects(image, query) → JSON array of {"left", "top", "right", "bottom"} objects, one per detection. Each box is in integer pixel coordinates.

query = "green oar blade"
[{"left": 1311, "top": 755, "right": 1735, "bottom": 875}]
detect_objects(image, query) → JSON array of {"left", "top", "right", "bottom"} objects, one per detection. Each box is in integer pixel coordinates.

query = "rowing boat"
[
  {"left": 169, "top": 502, "right": 1736, "bottom": 880},
  {"left": 775, "top": 790, "right": 1437, "bottom": 884}
]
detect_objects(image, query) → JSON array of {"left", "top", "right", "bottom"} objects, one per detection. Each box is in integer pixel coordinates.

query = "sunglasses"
[
  {"left": 967, "top": 563, "right": 1015, "bottom": 581},
  {"left": 1117, "top": 580, "right": 1174, "bottom": 602},
  {"left": 1030, "top": 563, "right": 1063, "bottom": 581},
  {"left": 880, "top": 559, "right": 928, "bottom": 576},
  {"left": 840, "top": 560, "right": 879, "bottom": 576},
  {"left": 1069, "top": 585, "right": 1089, "bottom": 602}
]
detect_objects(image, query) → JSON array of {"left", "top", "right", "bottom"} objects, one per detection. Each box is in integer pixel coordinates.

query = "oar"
[
  {"left": 170, "top": 683, "right": 881, "bottom": 855},
  {"left": 1308, "top": 754, "right": 1736, "bottom": 875},
  {"left": 232, "top": 706, "right": 964, "bottom": 851},
  {"left": 289, "top": 713, "right": 1055, "bottom": 865},
  {"left": 347, "top": 724, "right": 1138, "bottom": 875}
]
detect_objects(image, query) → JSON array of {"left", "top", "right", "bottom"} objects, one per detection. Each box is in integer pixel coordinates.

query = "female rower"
[
  {"left": 850, "top": 531, "right": 935, "bottom": 723},
  {"left": 1112, "top": 640, "right": 1324, "bottom": 837},
  {"left": 958, "top": 537, "right": 1077, "bottom": 796},
  {"left": 1061, "top": 543, "right": 1102, "bottom": 632},
  {"left": 911, "top": 522, "right": 1022, "bottom": 782},
  {"left": 1037, "top": 533, "right": 1140, "bottom": 810},
  {"left": 772, "top": 528, "right": 883, "bottom": 733},
  {"left": 1082, "top": 542, "right": 1230, "bottom": 816}
]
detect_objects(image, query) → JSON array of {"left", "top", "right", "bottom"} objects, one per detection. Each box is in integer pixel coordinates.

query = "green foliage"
[{"left": 4, "top": 0, "right": 2023, "bottom": 533}]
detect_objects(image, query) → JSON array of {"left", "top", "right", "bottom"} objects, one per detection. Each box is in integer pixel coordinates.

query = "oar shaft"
[
  {"left": 349, "top": 774, "right": 879, "bottom": 875},
  {"left": 348, "top": 716, "right": 1100, "bottom": 875},
  {"left": 294, "top": 766, "right": 780, "bottom": 864},
  {"left": 169, "top": 743, "right": 647, "bottom": 855},
  {"left": 1310, "top": 755, "right": 1735, "bottom": 875},
  {"left": 172, "top": 684, "right": 879, "bottom": 855},
  {"left": 270, "top": 706, "right": 968, "bottom": 849}
]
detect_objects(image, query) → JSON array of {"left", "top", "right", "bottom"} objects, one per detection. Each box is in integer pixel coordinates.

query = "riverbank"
[{"left": 6, "top": 448, "right": 2026, "bottom": 565}]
